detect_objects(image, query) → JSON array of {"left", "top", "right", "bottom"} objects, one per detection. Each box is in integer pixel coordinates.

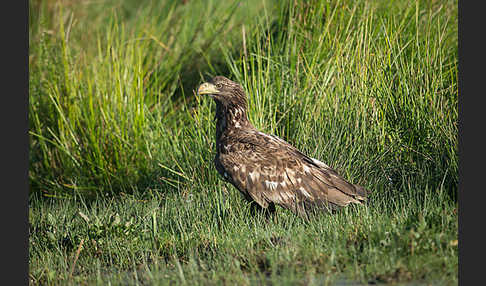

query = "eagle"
[{"left": 197, "top": 76, "right": 370, "bottom": 217}]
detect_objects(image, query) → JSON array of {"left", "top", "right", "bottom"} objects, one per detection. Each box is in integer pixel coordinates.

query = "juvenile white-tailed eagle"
[{"left": 197, "top": 76, "right": 370, "bottom": 217}]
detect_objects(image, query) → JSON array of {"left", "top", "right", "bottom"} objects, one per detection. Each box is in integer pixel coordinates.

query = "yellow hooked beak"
[{"left": 197, "top": 82, "right": 220, "bottom": 96}]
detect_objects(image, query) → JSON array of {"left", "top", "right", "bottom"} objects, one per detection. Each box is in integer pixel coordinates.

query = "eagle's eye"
[{"left": 216, "top": 83, "right": 223, "bottom": 89}]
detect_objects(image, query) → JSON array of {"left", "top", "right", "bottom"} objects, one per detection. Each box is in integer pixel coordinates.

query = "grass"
[
  {"left": 29, "top": 0, "right": 458, "bottom": 284},
  {"left": 30, "top": 186, "right": 456, "bottom": 285}
]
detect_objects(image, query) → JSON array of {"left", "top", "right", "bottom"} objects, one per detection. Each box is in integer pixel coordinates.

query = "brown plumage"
[{"left": 197, "top": 76, "right": 370, "bottom": 217}]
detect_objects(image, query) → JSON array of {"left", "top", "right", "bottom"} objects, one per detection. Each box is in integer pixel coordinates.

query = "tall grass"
[
  {"left": 29, "top": 0, "right": 268, "bottom": 195},
  {"left": 29, "top": 0, "right": 457, "bottom": 199},
  {"left": 223, "top": 0, "right": 457, "bottom": 198},
  {"left": 29, "top": 0, "right": 457, "bottom": 284}
]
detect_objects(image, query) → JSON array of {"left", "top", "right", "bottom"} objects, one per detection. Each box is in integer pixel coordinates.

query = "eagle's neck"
[{"left": 215, "top": 102, "right": 250, "bottom": 144}]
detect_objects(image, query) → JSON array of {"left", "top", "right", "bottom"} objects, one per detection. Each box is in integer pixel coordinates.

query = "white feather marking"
[
  {"left": 257, "top": 131, "right": 278, "bottom": 142},
  {"left": 249, "top": 171, "right": 259, "bottom": 181},
  {"left": 297, "top": 178, "right": 302, "bottom": 183},
  {"left": 299, "top": 187, "right": 312, "bottom": 198},
  {"left": 280, "top": 181, "right": 286, "bottom": 187},
  {"left": 302, "top": 164, "right": 311, "bottom": 173},
  {"left": 233, "top": 165, "right": 239, "bottom": 171},
  {"left": 265, "top": 180, "right": 279, "bottom": 190},
  {"left": 311, "top": 158, "right": 330, "bottom": 169}
]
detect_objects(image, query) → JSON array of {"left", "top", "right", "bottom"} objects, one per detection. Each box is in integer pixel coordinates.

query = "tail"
[{"left": 352, "top": 184, "right": 371, "bottom": 203}]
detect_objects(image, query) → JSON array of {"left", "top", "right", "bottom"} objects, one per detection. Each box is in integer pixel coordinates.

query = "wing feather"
[{"left": 218, "top": 130, "right": 370, "bottom": 216}]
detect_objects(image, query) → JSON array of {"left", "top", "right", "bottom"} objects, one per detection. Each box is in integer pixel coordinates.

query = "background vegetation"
[{"left": 29, "top": 0, "right": 458, "bottom": 284}]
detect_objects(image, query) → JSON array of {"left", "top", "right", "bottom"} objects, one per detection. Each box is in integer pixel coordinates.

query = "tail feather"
[{"left": 353, "top": 184, "right": 371, "bottom": 201}]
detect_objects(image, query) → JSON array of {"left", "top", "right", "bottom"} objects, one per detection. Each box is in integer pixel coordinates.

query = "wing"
[{"left": 219, "top": 131, "right": 370, "bottom": 216}]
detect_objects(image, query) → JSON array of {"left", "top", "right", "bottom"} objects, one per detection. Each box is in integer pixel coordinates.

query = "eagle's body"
[{"left": 198, "top": 76, "right": 369, "bottom": 217}]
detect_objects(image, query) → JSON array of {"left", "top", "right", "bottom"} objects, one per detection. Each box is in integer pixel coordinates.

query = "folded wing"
[{"left": 219, "top": 133, "right": 370, "bottom": 216}]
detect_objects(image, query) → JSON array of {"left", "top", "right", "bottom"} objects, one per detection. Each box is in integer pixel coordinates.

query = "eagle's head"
[{"left": 197, "top": 76, "right": 247, "bottom": 110}]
